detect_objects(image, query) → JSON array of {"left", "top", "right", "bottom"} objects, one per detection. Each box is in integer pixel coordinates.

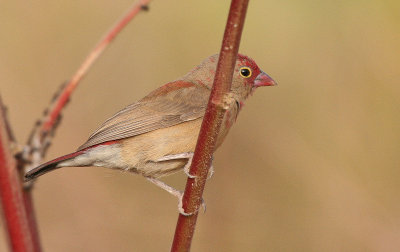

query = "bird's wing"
[{"left": 77, "top": 81, "right": 210, "bottom": 150}]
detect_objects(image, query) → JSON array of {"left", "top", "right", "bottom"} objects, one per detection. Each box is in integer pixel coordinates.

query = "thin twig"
[
  {"left": 0, "top": 97, "right": 35, "bottom": 252},
  {"left": 25, "top": 0, "right": 153, "bottom": 173},
  {"left": 0, "top": 98, "right": 16, "bottom": 145},
  {"left": 170, "top": 0, "right": 249, "bottom": 251}
]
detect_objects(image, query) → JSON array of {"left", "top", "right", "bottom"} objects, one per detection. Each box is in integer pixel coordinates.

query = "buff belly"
[{"left": 119, "top": 118, "right": 202, "bottom": 177}]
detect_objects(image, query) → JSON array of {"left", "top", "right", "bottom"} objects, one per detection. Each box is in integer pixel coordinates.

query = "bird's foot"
[
  {"left": 178, "top": 193, "right": 206, "bottom": 216},
  {"left": 180, "top": 153, "right": 197, "bottom": 178},
  {"left": 145, "top": 177, "right": 206, "bottom": 215},
  {"left": 184, "top": 155, "right": 215, "bottom": 180},
  {"left": 157, "top": 152, "right": 196, "bottom": 178},
  {"left": 183, "top": 162, "right": 196, "bottom": 179}
]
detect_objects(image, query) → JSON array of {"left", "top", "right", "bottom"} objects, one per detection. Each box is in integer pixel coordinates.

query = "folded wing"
[{"left": 78, "top": 81, "right": 210, "bottom": 150}]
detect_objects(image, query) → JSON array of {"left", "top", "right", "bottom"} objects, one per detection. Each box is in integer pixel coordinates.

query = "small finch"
[{"left": 25, "top": 54, "right": 276, "bottom": 211}]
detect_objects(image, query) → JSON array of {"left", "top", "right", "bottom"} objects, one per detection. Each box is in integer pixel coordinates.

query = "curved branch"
[
  {"left": 25, "top": 0, "right": 153, "bottom": 172},
  {"left": 170, "top": 0, "right": 249, "bottom": 251}
]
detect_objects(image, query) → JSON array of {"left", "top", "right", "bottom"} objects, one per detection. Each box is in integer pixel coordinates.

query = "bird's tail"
[{"left": 24, "top": 150, "right": 86, "bottom": 181}]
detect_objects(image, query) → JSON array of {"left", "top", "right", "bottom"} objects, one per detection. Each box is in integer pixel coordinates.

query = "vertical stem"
[
  {"left": 0, "top": 101, "right": 34, "bottom": 252},
  {"left": 22, "top": 192, "right": 42, "bottom": 252},
  {"left": 170, "top": 0, "right": 249, "bottom": 251}
]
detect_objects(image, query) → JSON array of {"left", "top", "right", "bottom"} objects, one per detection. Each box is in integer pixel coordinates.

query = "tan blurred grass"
[{"left": 1, "top": 1, "right": 400, "bottom": 251}]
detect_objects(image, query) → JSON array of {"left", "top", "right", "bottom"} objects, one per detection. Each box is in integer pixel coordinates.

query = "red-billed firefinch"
[{"left": 25, "top": 54, "right": 276, "bottom": 211}]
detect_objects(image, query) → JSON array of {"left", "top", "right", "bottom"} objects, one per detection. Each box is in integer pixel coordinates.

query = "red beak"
[{"left": 254, "top": 71, "right": 277, "bottom": 87}]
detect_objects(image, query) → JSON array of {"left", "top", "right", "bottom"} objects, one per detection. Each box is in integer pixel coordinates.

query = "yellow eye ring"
[{"left": 239, "top": 67, "right": 252, "bottom": 78}]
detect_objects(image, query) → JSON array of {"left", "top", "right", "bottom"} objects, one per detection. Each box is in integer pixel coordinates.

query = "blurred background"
[{"left": 1, "top": 0, "right": 400, "bottom": 251}]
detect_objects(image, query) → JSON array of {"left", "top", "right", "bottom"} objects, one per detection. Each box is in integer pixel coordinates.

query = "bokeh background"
[{"left": 1, "top": 0, "right": 400, "bottom": 251}]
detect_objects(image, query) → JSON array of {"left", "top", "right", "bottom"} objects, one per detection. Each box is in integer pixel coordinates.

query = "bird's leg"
[
  {"left": 145, "top": 177, "right": 206, "bottom": 215},
  {"left": 145, "top": 177, "right": 188, "bottom": 215},
  {"left": 145, "top": 177, "right": 181, "bottom": 198},
  {"left": 157, "top": 152, "right": 215, "bottom": 179},
  {"left": 152, "top": 152, "right": 214, "bottom": 213},
  {"left": 183, "top": 154, "right": 195, "bottom": 178},
  {"left": 157, "top": 152, "right": 196, "bottom": 178},
  {"left": 157, "top": 153, "right": 215, "bottom": 180}
]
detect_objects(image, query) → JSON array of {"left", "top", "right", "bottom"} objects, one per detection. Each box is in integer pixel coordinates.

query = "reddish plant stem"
[
  {"left": 1, "top": 104, "right": 16, "bottom": 145},
  {"left": 22, "top": 193, "right": 42, "bottom": 252},
  {"left": 41, "top": 0, "right": 152, "bottom": 134},
  {"left": 27, "top": 0, "right": 153, "bottom": 159},
  {"left": 170, "top": 0, "right": 249, "bottom": 251},
  {"left": 0, "top": 99, "right": 34, "bottom": 252}
]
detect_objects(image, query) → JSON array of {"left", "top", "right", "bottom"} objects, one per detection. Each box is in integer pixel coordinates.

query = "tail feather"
[{"left": 24, "top": 150, "right": 85, "bottom": 181}]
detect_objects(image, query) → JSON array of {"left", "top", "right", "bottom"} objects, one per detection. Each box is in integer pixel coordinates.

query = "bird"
[{"left": 25, "top": 53, "right": 276, "bottom": 213}]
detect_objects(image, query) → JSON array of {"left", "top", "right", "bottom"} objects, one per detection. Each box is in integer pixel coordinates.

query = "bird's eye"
[{"left": 239, "top": 67, "right": 252, "bottom": 78}]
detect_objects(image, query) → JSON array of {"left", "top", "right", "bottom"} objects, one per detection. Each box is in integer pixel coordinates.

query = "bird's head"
[
  {"left": 231, "top": 54, "right": 276, "bottom": 100},
  {"left": 183, "top": 53, "right": 276, "bottom": 102}
]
